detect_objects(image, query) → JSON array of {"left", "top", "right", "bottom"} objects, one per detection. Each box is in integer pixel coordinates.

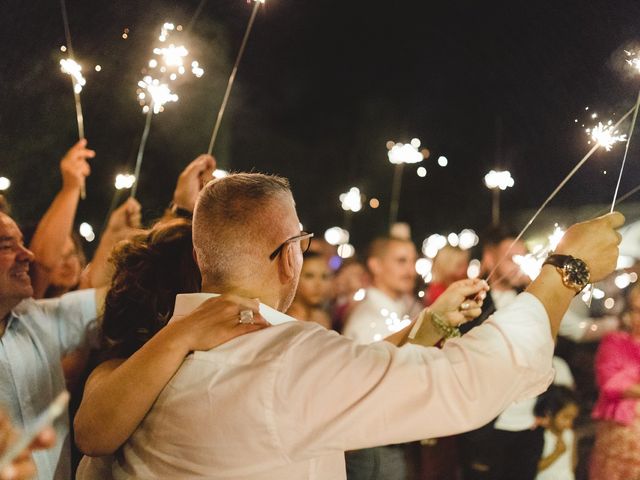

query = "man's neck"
[{"left": 201, "top": 284, "right": 280, "bottom": 311}]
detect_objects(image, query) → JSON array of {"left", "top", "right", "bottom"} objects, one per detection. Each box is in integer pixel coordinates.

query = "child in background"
[{"left": 534, "top": 386, "right": 579, "bottom": 480}]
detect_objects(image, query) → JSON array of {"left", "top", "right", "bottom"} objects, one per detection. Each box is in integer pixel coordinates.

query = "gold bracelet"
[{"left": 430, "top": 310, "right": 461, "bottom": 341}]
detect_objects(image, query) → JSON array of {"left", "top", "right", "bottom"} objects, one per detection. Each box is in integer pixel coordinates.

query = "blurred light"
[
  {"left": 353, "top": 288, "right": 366, "bottom": 301},
  {"left": 328, "top": 255, "right": 342, "bottom": 270},
  {"left": 617, "top": 256, "right": 635, "bottom": 269},
  {"left": 94, "top": 65, "right": 102, "bottom": 72},
  {"left": 417, "top": 167, "right": 427, "bottom": 177},
  {"left": 437, "top": 156, "right": 448, "bottom": 167},
  {"left": 369, "top": 198, "right": 380, "bottom": 209},
  {"left": 447, "top": 233, "right": 459, "bottom": 247},
  {"left": 513, "top": 253, "right": 543, "bottom": 280},
  {"left": 548, "top": 225, "right": 565, "bottom": 251},
  {"left": 299, "top": 223, "right": 304, "bottom": 231},
  {"left": 467, "top": 259, "right": 481, "bottom": 279},
  {"left": 615, "top": 273, "right": 631, "bottom": 289},
  {"left": 484, "top": 170, "right": 514, "bottom": 190},
  {"left": 410, "top": 138, "right": 421, "bottom": 148},
  {"left": 149, "top": 59, "right": 158, "bottom": 68},
  {"left": 324, "top": 227, "right": 349, "bottom": 246},
  {"left": 630, "top": 272, "right": 638, "bottom": 283},
  {"left": 604, "top": 298, "right": 615, "bottom": 309},
  {"left": 592, "top": 288, "right": 606, "bottom": 300},
  {"left": 338, "top": 243, "right": 355, "bottom": 259},
  {"left": 79, "top": 222, "right": 95, "bottom": 242},
  {"left": 114, "top": 173, "right": 136, "bottom": 190},
  {"left": 388, "top": 141, "right": 424, "bottom": 165},
  {"left": 0, "top": 177, "right": 10, "bottom": 191},
  {"left": 340, "top": 187, "right": 363, "bottom": 212},
  {"left": 385, "top": 140, "right": 395, "bottom": 150},
  {"left": 373, "top": 334, "right": 382, "bottom": 342},
  {"left": 415, "top": 258, "right": 433, "bottom": 277},
  {"left": 212, "top": 169, "right": 229, "bottom": 179},
  {"left": 422, "top": 234, "right": 447, "bottom": 258},
  {"left": 458, "top": 229, "right": 479, "bottom": 250},
  {"left": 418, "top": 290, "right": 425, "bottom": 298},
  {"left": 60, "top": 45, "right": 67, "bottom": 52}
]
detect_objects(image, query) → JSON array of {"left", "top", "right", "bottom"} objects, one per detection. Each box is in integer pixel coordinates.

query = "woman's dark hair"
[
  {"left": 100, "top": 218, "right": 201, "bottom": 360},
  {"left": 534, "top": 385, "right": 579, "bottom": 418}
]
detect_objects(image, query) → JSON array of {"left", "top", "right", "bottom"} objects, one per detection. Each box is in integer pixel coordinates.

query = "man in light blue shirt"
[{"left": 0, "top": 212, "right": 99, "bottom": 479}]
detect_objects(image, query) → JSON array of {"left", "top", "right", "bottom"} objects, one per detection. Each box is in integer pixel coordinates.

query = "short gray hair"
[{"left": 192, "top": 173, "right": 291, "bottom": 287}]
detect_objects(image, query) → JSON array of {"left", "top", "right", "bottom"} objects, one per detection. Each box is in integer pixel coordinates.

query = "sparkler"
[
  {"left": 586, "top": 120, "right": 627, "bottom": 151},
  {"left": 130, "top": 22, "right": 204, "bottom": 198},
  {"left": 486, "top": 104, "right": 635, "bottom": 283},
  {"left": 609, "top": 55, "right": 640, "bottom": 213},
  {"left": 207, "top": 0, "right": 265, "bottom": 155},
  {"left": 59, "top": 0, "right": 87, "bottom": 198},
  {"left": 387, "top": 138, "right": 424, "bottom": 226}
]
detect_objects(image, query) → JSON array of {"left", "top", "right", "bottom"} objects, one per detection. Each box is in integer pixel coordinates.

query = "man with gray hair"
[{"left": 111, "top": 173, "right": 623, "bottom": 479}]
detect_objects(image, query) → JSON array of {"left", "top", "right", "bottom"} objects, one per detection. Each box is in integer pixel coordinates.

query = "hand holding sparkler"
[
  {"left": 60, "top": 139, "right": 94, "bottom": 196},
  {"left": 553, "top": 212, "right": 625, "bottom": 283},
  {"left": 172, "top": 154, "right": 216, "bottom": 213}
]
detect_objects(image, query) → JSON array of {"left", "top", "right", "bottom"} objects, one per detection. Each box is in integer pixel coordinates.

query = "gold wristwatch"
[{"left": 542, "top": 254, "right": 590, "bottom": 294}]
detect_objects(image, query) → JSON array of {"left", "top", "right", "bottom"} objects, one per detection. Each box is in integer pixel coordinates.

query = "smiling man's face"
[{"left": 0, "top": 213, "right": 35, "bottom": 310}]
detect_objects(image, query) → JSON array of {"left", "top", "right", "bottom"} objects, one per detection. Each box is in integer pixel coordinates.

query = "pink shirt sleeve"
[{"left": 275, "top": 292, "right": 554, "bottom": 461}]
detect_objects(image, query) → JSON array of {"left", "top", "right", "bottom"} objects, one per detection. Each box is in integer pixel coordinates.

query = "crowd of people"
[{"left": 0, "top": 140, "right": 637, "bottom": 480}]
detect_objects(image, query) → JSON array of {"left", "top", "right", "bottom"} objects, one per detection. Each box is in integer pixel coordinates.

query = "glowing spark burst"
[
  {"left": 586, "top": 120, "right": 627, "bottom": 151},
  {"left": 148, "top": 22, "right": 203, "bottom": 80},
  {"left": 60, "top": 58, "right": 86, "bottom": 93},
  {"left": 137, "top": 76, "right": 178, "bottom": 114},
  {"left": 513, "top": 254, "right": 544, "bottom": 281},
  {"left": 625, "top": 50, "right": 640, "bottom": 73}
]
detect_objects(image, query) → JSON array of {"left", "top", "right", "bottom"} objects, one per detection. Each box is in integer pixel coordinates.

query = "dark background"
[{"left": 1, "top": 0, "right": 640, "bottom": 251}]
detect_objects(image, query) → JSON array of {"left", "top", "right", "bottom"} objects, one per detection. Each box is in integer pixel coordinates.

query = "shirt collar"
[{"left": 171, "top": 293, "right": 296, "bottom": 326}]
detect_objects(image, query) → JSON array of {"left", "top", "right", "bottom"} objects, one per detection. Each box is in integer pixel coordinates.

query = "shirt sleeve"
[
  {"left": 274, "top": 292, "right": 554, "bottom": 461},
  {"left": 36, "top": 289, "right": 98, "bottom": 355}
]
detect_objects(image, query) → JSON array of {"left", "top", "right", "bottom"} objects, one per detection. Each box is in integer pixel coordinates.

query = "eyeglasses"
[{"left": 269, "top": 232, "right": 314, "bottom": 261}]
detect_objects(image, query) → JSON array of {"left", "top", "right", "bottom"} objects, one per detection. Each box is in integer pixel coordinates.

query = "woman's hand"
[
  {"left": 430, "top": 278, "right": 489, "bottom": 327},
  {"left": 167, "top": 294, "right": 270, "bottom": 354}
]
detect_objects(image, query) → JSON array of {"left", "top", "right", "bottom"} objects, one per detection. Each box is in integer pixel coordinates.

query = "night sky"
[{"left": 2, "top": 0, "right": 640, "bottom": 252}]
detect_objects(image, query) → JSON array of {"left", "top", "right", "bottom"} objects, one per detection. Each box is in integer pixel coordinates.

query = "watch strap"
[{"left": 542, "top": 254, "right": 572, "bottom": 269}]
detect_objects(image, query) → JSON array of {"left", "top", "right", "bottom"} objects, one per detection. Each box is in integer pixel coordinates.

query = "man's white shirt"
[{"left": 95, "top": 292, "right": 554, "bottom": 480}]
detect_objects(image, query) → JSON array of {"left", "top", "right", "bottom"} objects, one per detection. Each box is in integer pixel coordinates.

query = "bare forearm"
[
  {"left": 87, "top": 231, "right": 119, "bottom": 288},
  {"left": 525, "top": 266, "right": 575, "bottom": 338},
  {"left": 538, "top": 449, "right": 563, "bottom": 471},
  {"left": 30, "top": 187, "right": 79, "bottom": 268},
  {"left": 74, "top": 324, "right": 189, "bottom": 455}
]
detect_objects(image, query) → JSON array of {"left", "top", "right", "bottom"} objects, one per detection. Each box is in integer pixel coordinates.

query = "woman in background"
[{"left": 590, "top": 283, "right": 640, "bottom": 479}]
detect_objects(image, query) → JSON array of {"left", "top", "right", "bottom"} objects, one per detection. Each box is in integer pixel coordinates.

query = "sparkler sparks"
[
  {"left": 625, "top": 50, "right": 640, "bottom": 73},
  {"left": 60, "top": 58, "right": 86, "bottom": 94},
  {"left": 586, "top": 120, "right": 627, "bottom": 151},
  {"left": 137, "top": 76, "right": 178, "bottom": 114}
]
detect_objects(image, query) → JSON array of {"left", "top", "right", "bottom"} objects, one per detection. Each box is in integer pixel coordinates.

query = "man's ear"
[
  {"left": 278, "top": 243, "right": 296, "bottom": 284},
  {"left": 367, "top": 257, "right": 381, "bottom": 278}
]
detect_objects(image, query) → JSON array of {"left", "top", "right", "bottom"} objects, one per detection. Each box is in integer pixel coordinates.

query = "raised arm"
[
  {"left": 74, "top": 295, "right": 267, "bottom": 456},
  {"left": 527, "top": 212, "right": 624, "bottom": 338},
  {"left": 30, "top": 140, "right": 94, "bottom": 298}
]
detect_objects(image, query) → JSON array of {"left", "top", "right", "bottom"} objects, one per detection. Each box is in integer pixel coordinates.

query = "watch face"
[{"left": 564, "top": 258, "right": 590, "bottom": 288}]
